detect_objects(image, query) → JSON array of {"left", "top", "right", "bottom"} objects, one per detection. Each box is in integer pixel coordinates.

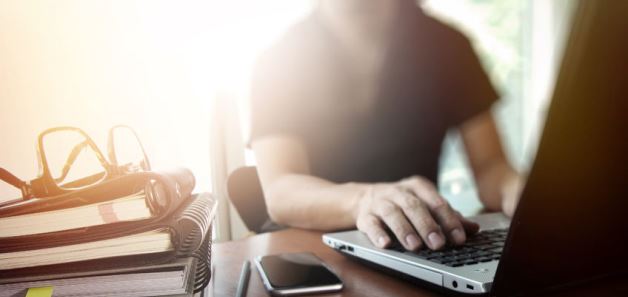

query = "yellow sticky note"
[{"left": 25, "top": 286, "right": 54, "bottom": 297}]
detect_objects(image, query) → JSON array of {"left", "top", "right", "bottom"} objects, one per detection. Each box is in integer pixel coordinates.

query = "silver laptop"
[
  {"left": 323, "top": 1, "right": 628, "bottom": 296},
  {"left": 324, "top": 213, "right": 509, "bottom": 293}
]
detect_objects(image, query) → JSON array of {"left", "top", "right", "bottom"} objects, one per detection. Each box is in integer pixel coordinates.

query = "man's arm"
[
  {"left": 460, "top": 111, "right": 523, "bottom": 216},
  {"left": 252, "top": 134, "right": 478, "bottom": 251},
  {"left": 252, "top": 135, "right": 362, "bottom": 230}
]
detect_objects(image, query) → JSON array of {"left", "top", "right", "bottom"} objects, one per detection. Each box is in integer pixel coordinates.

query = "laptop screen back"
[{"left": 492, "top": 1, "right": 628, "bottom": 296}]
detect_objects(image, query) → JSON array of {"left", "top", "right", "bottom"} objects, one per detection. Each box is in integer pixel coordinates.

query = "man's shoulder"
[{"left": 415, "top": 8, "right": 471, "bottom": 47}]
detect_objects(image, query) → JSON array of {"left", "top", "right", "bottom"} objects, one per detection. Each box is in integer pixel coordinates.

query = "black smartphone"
[{"left": 254, "top": 252, "right": 343, "bottom": 296}]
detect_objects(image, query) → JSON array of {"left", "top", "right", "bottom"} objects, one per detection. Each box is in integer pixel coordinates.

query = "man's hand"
[{"left": 355, "top": 176, "right": 479, "bottom": 251}]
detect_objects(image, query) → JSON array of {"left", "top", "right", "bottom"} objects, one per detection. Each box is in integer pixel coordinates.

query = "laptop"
[{"left": 323, "top": 1, "right": 628, "bottom": 296}]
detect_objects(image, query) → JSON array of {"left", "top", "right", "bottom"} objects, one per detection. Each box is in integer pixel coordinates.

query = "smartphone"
[{"left": 254, "top": 252, "right": 343, "bottom": 296}]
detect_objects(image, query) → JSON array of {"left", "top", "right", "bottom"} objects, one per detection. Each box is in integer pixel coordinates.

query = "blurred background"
[{"left": 0, "top": 0, "right": 577, "bottom": 241}]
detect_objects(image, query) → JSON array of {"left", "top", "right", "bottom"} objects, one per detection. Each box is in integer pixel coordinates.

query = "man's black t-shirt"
[{"left": 250, "top": 7, "right": 498, "bottom": 184}]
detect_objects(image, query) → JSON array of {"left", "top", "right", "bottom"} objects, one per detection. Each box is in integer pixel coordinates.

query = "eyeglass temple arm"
[
  {"left": 0, "top": 167, "right": 33, "bottom": 198},
  {"left": 0, "top": 167, "right": 26, "bottom": 189}
]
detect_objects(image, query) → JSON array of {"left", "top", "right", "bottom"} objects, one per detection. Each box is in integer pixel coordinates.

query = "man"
[{"left": 249, "top": 0, "right": 521, "bottom": 251}]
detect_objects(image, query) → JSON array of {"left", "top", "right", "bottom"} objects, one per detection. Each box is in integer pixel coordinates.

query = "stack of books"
[{"left": 0, "top": 168, "right": 217, "bottom": 297}]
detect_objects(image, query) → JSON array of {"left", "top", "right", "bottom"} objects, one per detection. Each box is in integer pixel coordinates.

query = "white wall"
[
  {"left": 0, "top": 0, "right": 313, "bottom": 241},
  {"left": 0, "top": 1, "right": 217, "bottom": 202}
]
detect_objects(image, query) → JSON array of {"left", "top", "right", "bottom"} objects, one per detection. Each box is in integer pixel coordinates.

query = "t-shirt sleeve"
[{"left": 441, "top": 33, "right": 500, "bottom": 127}]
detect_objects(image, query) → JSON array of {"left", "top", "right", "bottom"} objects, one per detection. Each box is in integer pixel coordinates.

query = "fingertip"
[
  {"left": 450, "top": 228, "right": 466, "bottom": 245},
  {"left": 428, "top": 232, "right": 445, "bottom": 250},
  {"left": 405, "top": 234, "right": 421, "bottom": 251},
  {"left": 464, "top": 221, "right": 480, "bottom": 234},
  {"left": 377, "top": 235, "right": 390, "bottom": 248}
]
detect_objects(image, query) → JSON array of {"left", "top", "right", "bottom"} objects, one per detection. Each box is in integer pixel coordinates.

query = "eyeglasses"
[{"left": 0, "top": 125, "right": 150, "bottom": 200}]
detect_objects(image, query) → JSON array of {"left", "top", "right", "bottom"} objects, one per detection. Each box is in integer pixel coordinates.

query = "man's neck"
[{"left": 318, "top": 1, "right": 401, "bottom": 54}]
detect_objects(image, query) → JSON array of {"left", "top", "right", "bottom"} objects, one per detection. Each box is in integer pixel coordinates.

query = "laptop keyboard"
[{"left": 389, "top": 228, "right": 507, "bottom": 267}]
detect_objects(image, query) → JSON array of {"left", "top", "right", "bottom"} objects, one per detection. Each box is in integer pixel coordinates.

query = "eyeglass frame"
[{"left": 2, "top": 125, "right": 150, "bottom": 200}]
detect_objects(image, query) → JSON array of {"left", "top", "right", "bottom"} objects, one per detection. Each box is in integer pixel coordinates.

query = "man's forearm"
[{"left": 264, "top": 174, "right": 368, "bottom": 230}]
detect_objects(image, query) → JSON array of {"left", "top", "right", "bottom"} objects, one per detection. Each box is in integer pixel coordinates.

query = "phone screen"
[{"left": 257, "top": 253, "right": 342, "bottom": 289}]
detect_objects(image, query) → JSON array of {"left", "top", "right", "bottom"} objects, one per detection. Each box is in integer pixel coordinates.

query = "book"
[
  {"left": 0, "top": 227, "right": 213, "bottom": 296},
  {"left": 0, "top": 229, "right": 172, "bottom": 270},
  {"left": 0, "top": 193, "right": 217, "bottom": 271},
  {"left": 0, "top": 169, "right": 216, "bottom": 295},
  {"left": 0, "top": 192, "right": 152, "bottom": 238},
  {"left": 0, "top": 168, "right": 196, "bottom": 253},
  {"left": 0, "top": 256, "right": 198, "bottom": 297}
]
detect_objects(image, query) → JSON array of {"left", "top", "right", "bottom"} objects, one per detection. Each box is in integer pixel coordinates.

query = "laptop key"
[
  {"left": 478, "top": 256, "right": 493, "bottom": 262},
  {"left": 460, "top": 247, "right": 475, "bottom": 253},
  {"left": 474, "top": 240, "right": 492, "bottom": 246},
  {"left": 476, "top": 251, "right": 492, "bottom": 257},
  {"left": 426, "top": 255, "right": 443, "bottom": 260},
  {"left": 489, "top": 247, "right": 503, "bottom": 254},
  {"left": 429, "top": 258, "right": 445, "bottom": 264},
  {"left": 441, "top": 256, "right": 456, "bottom": 263},
  {"left": 416, "top": 250, "right": 431, "bottom": 257},
  {"left": 477, "top": 244, "right": 495, "bottom": 250},
  {"left": 453, "top": 254, "right": 472, "bottom": 261},
  {"left": 450, "top": 262, "right": 465, "bottom": 267}
]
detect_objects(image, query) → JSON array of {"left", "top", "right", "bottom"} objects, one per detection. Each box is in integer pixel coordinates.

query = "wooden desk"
[
  {"left": 210, "top": 229, "right": 628, "bottom": 297},
  {"left": 210, "top": 228, "right": 445, "bottom": 297}
]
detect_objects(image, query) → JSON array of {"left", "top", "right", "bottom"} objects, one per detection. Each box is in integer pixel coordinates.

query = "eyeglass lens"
[
  {"left": 110, "top": 126, "right": 150, "bottom": 174},
  {"left": 42, "top": 130, "right": 107, "bottom": 189}
]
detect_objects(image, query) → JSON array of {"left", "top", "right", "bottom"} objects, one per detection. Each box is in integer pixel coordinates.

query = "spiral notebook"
[
  {"left": 0, "top": 168, "right": 199, "bottom": 254},
  {"left": 0, "top": 256, "right": 198, "bottom": 297},
  {"left": 0, "top": 192, "right": 216, "bottom": 271},
  {"left": 0, "top": 193, "right": 216, "bottom": 296},
  {"left": 0, "top": 192, "right": 153, "bottom": 238}
]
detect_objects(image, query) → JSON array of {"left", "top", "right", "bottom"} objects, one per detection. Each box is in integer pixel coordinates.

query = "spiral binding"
[
  {"left": 175, "top": 194, "right": 213, "bottom": 253},
  {"left": 173, "top": 194, "right": 215, "bottom": 293},
  {"left": 191, "top": 229, "right": 212, "bottom": 293}
]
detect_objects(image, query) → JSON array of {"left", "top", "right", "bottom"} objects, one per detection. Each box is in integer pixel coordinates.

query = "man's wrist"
[
  {"left": 345, "top": 182, "right": 371, "bottom": 223},
  {"left": 500, "top": 173, "right": 523, "bottom": 216}
]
